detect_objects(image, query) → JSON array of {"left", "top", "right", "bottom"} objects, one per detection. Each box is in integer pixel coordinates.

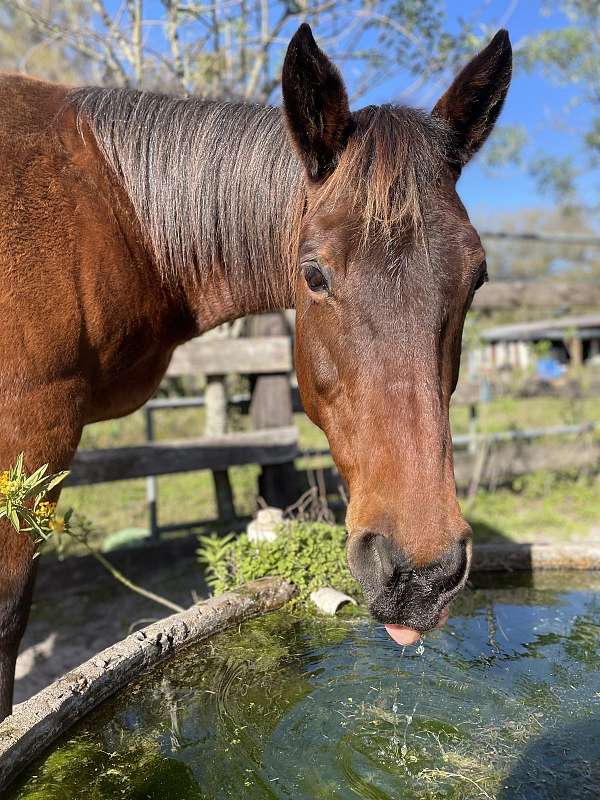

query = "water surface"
[{"left": 10, "top": 573, "right": 600, "bottom": 799}]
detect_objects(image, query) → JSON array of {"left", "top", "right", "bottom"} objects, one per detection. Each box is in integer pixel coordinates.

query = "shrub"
[{"left": 197, "top": 521, "right": 360, "bottom": 607}]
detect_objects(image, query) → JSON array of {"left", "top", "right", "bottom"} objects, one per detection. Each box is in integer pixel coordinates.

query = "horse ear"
[
  {"left": 282, "top": 24, "right": 354, "bottom": 182},
  {"left": 432, "top": 29, "right": 512, "bottom": 173}
]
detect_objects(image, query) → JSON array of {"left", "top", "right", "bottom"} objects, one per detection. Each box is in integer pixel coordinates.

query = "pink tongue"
[{"left": 384, "top": 624, "right": 422, "bottom": 646}]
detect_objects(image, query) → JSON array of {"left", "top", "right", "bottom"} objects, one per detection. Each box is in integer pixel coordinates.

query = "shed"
[{"left": 479, "top": 314, "right": 600, "bottom": 371}]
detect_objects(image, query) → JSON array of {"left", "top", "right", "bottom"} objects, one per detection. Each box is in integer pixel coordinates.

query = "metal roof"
[{"left": 482, "top": 314, "right": 600, "bottom": 343}]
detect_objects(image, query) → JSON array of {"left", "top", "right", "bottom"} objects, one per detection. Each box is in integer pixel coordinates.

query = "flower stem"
[{"left": 83, "top": 544, "right": 185, "bottom": 614}]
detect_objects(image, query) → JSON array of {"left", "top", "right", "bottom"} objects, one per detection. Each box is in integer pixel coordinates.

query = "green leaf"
[
  {"left": 19, "top": 508, "right": 45, "bottom": 535},
  {"left": 26, "top": 464, "right": 49, "bottom": 486},
  {"left": 9, "top": 507, "right": 20, "bottom": 532},
  {"left": 22, "top": 470, "right": 69, "bottom": 501},
  {"left": 13, "top": 452, "right": 24, "bottom": 477},
  {"left": 44, "top": 471, "right": 70, "bottom": 493}
]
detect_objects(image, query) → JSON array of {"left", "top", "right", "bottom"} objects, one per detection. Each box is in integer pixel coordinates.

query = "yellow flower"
[
  {"left": 50, "top": 516, "right": 65, "bottom": 537},
  {"left": 0, "top": 472, "right": 19, "bottom": 497},
  {"left": 36, "top": 501, "right": 57, "bottom": 520}
]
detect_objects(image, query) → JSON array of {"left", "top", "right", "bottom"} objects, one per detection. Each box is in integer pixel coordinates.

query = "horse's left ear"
[
  {"left": 432, "top": 29, "right": 512, "bottom": 173},
  {"left": 282, "top": 24, "right": 354, "bottom": 182}
]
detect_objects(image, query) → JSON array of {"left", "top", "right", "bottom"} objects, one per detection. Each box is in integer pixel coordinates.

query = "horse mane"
[{"left": 69, "top": 87, "right": 449, "bottom": 296}]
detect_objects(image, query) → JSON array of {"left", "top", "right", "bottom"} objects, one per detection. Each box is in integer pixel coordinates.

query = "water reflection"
[
  {"left": 498, "top": 718, "right": 600, "bottom": 800},
  {"left": 10, "top": 575, "right": 600, "bottom": 800}
]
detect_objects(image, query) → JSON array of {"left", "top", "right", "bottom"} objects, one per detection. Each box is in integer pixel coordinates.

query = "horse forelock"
[{"left": 315, "top": 104, "right": 451, "bottom": 250}]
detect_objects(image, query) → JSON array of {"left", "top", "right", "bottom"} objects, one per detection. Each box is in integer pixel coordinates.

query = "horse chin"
[{"left": 368, "top": 583, "right": 443, "bottom": 630}]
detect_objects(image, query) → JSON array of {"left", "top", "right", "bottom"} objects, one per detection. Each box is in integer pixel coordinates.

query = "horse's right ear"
[{"left": 282, "top": 24, "right": 353, "bottom": 182}]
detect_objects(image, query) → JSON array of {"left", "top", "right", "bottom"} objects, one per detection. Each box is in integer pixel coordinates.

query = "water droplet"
[
  {"left": 416, "top": 642, "right": 425, "bottom": 655},
  {"left": 392, "top": 703, "right": 398, "bottom": 714},
  {"left": 401, "top": 744, "right": 408, "bottom": 757}
]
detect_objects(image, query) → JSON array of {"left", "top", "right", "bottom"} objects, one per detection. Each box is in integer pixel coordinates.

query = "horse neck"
[
  {"left": 186, "top": 259, "right": 297, "bottom": 335},
  {"left": 71, "top": 90, "right": 305, "bottom": 334}
]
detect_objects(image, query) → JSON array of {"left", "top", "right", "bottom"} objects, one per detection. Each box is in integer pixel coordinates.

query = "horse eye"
[
  {"left": 304, "top": 263, "right": 329, "bottom": 293},
  {"left": 474, "top": 261, "right": 488, "bottom": 292}
]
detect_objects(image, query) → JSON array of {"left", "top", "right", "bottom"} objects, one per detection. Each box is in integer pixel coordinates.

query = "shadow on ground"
[
  {"left": 15, "top": 537, "right": 207, "bottom": 704},
  {"left": 468, "top": 518, "right": 515, "bottom": 543}
]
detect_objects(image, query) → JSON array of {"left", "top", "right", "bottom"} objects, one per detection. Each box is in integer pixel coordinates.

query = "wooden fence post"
[
  {"left": 468, "top": 403, "right": 478, "bottom": 455},
  {"left": 249, "top": 313, "right": 298, "bottom": 509},
  {"left": 568, "top": 336, "right": 583, "bottom": 369},
  {"left": 204, "top": 374, "right": 236, "bottom": 522}
]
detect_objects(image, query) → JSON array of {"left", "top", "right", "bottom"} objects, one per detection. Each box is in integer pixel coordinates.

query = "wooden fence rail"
[
  {"left": 167, "top": 335, "right": 292, "bottom": 376},
  {"left": 454, "top": 436, "right": 600, "bottom": 490},
  {"left": 68, "top": 428, "right": 298, "bottom": 486}
]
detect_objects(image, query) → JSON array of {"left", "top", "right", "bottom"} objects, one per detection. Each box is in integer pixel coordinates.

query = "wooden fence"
[
  {"left": 472, "top": 281, "right": 600, "bottom": 310},
  {"left": 67, "top": 298, "right": 600, "bottom": 537},
  {"left": 68, "top": 314, "right": 300, "bottom": 537}
]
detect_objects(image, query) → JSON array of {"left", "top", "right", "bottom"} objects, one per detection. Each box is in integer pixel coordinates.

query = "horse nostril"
[
  {"left": 370, "top": 533, "right": 402, "bottom": 584},
  {"left": 347, "top": 532, "right": 411, "bottom": 594},
  {"left": 414, "top": 538, "right": 469, "bottom": 593},
  {"left": 450, "top": 536, "right": 472, "bottom": 596}
]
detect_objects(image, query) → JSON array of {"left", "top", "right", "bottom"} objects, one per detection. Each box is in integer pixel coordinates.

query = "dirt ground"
[{"left": 14, "top": 539, "right": 206, "bottom": 705}]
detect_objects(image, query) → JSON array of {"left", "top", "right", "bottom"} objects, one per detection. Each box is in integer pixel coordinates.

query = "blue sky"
[
  {"left": 392, "top": 2, "right": 598, "bottom": 220},
  {"left": 311, "top": 2, "right": 593, "bottom": 219},
  {"left": 111, "top": 0, "right": 598, "bottom": 220}
]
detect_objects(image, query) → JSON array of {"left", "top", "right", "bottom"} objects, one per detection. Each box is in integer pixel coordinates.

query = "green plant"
[
  {"left": 0, "top": 453, "right": 70, "bottom": 545},
  {"left": 196, "top": 532, "right": 237, "bottom": 588},
  {"left": 197, "top": 521, "right": 359, "bottom": 607},
  {"left": 531, "top": 339, "right": 552, "bottom": 361}
]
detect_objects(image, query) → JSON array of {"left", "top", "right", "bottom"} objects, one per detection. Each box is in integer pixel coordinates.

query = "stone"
[{"left": 247, "top": 507, "right": 284, "bottom": 543}]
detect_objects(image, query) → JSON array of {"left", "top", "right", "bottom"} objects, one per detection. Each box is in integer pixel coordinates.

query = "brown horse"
[{"left": 0, "top": 24, "right": 511, "bottom": 720}]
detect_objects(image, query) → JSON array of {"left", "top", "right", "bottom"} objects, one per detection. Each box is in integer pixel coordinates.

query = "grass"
[
  {"left": 465, "top": 471, "right": 600, "bottom": 544},
  {"left": 450, "top": 394, "right": 600, "bottom": 435},
  {"left": 46, "top": 394, "right": 600, "bottom": 558}
]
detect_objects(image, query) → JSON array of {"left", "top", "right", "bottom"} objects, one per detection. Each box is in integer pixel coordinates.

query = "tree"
[
  {"left": 0, "top": 1, "right": 92, "bottom": 83},
  {"left": 485, "top": 1, "right": 600, "bottom": 205},
  {"left": 521, "top": 0, "right": 600, "bottom": 157},
  {"left": 6, "top": 0, "right": 477, "bottom": 103}
]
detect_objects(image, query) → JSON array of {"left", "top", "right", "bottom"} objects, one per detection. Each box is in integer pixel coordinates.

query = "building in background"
[{"left": 476, "top": 315, "right": 600, "bottom": 375}]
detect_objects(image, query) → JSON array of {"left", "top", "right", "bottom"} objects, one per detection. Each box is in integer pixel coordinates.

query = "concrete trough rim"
[
  {"left": 3, "top": 542, "right": 600, "bottom": 794},
  {"left": 471, "top": 541, "right": 600, "bottom": 573}
]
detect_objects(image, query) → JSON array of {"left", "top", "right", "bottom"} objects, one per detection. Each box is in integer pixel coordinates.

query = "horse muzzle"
[{"left": 347, "top": 533, "right": 472, "bottom": 635}]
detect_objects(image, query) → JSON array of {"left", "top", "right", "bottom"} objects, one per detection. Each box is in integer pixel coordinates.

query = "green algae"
[{"left": 10, "top": 574, "right": 600, "bottom": 800}]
